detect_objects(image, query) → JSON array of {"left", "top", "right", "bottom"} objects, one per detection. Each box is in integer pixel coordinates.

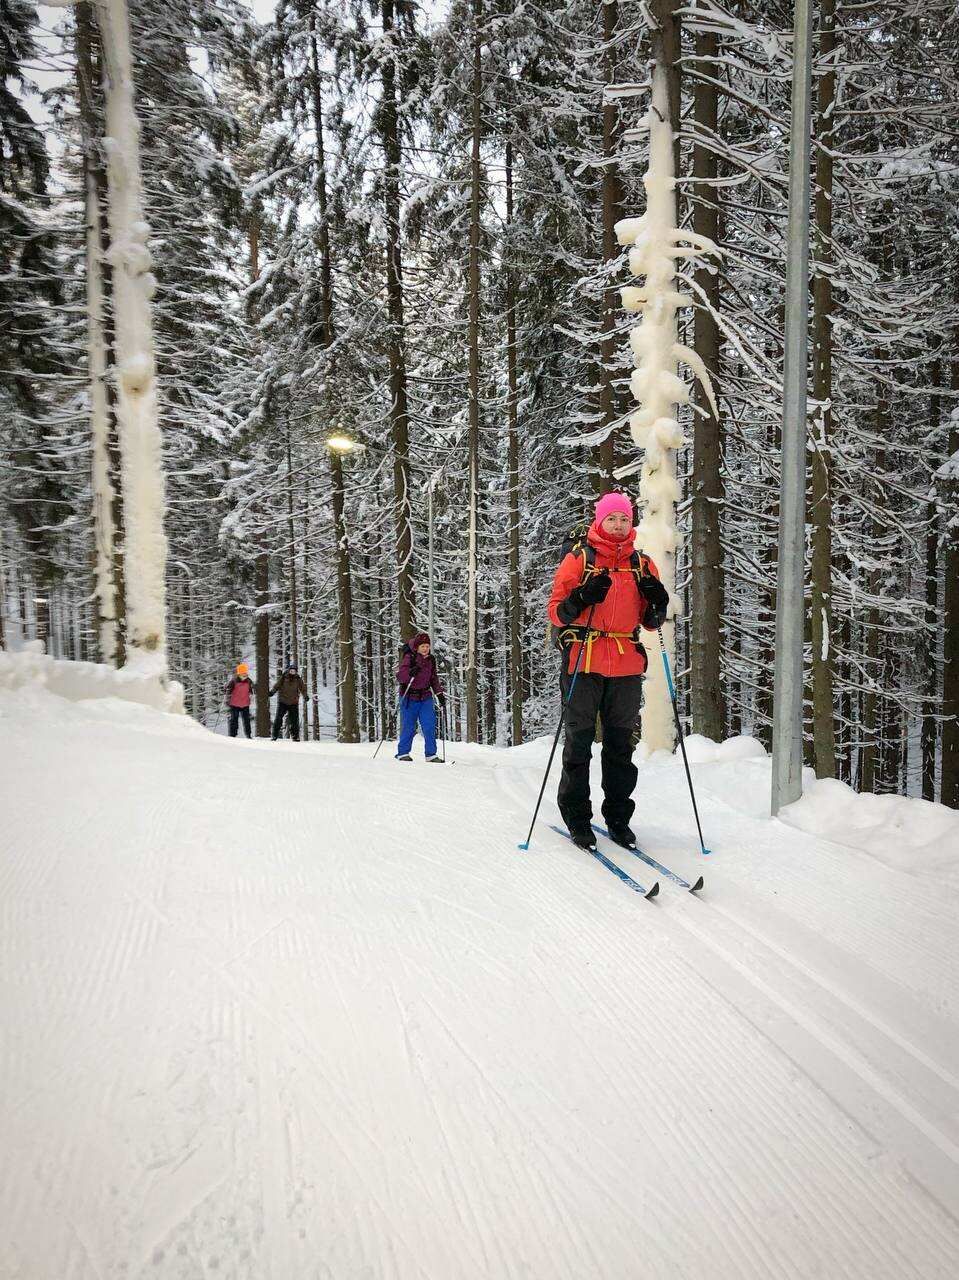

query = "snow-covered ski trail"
[{"left": 3, "top": 685, "right": 959, "bottom": 1279}]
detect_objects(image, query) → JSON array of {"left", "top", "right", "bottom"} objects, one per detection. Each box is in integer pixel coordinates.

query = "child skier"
[
  {"left": 224, "top": 663, "right": 253, "bottom": 738},
  {"left": 547, "top": 491, "right": 669, "bottom": 849},
  {"left": 395, "top": 632, "right": 445, "bottom": 762}
]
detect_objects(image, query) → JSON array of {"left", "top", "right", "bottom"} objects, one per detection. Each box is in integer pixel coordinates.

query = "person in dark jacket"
[
  {"left": 224, "top": 663, "right": 253, "bottom": 738},
  {"left": 395, "top": 632, "right": 444, "bottom": 761},
  {"left": 270, "top": 664, "right": 307, "bottom": 741}
]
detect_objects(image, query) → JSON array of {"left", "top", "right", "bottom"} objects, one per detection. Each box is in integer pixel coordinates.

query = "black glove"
[
  {"left": 557, "top": 569, "right": 612, "bottom": 624},
  {"left": 640, "top": 574, "right": 669, "bottom": 627}
]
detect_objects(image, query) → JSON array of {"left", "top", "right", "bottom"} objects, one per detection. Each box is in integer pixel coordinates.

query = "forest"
[{"left": 2, "top": 0, "right": 957, "bottom": 806}]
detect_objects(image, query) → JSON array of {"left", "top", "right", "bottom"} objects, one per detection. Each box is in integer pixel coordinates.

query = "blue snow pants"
[{"left": 397, "top": 696, "right": 437, "bottom": 758}]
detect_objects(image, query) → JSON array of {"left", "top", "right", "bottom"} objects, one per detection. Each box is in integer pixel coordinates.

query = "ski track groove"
[
  {"left": 5, "top": 716, "right": 959, "bottom": 1277},
  {"left": 498, "top": 762, "right": 959, "bottom": 1259}
]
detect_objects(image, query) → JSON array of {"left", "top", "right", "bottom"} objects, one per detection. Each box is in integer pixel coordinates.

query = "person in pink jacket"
[{"left": 224, "top": 663, "right": 253, "bottom": 738}]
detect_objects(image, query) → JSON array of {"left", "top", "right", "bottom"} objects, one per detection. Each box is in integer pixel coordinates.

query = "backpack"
[{"left": 549, "top": 521, "right": 653, "bottom": 650}]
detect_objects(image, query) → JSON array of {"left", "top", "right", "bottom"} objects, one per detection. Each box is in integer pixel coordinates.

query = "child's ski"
[
  {"left": 548, "top": 825, "right": 659, "bottom": 900},
  {"left": 592, "top": 824, "right": 704, "bottom": 893}
]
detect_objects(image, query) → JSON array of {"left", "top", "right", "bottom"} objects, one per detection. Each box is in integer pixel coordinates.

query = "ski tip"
[
  {"left": 645, "top": 881, "right": 660, "bottom": 901},
  {"left": 690, "top": 876, "right": 705, "bottom": 893}
]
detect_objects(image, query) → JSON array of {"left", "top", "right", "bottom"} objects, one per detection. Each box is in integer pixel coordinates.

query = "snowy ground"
[{"left": 2, "top": 669, "right": 959, "bottom": 1279}]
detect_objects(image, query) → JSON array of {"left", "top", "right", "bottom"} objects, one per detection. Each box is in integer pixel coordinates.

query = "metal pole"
[{"left": 771, "top": 0, "right": 814, "bottom": 816}]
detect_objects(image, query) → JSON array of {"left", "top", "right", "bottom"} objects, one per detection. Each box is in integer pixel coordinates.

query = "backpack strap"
[{"left": 578, "top": 543, "right": 598, "bottom": 582}]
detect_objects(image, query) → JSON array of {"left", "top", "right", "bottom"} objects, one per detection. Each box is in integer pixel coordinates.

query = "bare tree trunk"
[
  {"left": 331, "top": 448, "right": 359, "bottom": 741},
  {"left": 77, "top": 2, "right": 121, "bottom": 665},
  {"left": 505, "top": 141, "right": 523, "bottom": 746},
  {"left": 809, "top": 0, "right": 838, "bottom": 778},
  {"left": 597, "top": 0, "right": 623, "bottom": 493},
  {"left": 941, "top": 325, "right": 959, "bottom": 809},
  {"left": 921, "top": 361, "right": 941, "bottom": 798},
  {"left": 690, "top": 5, "right": 724, "bottom": 742},
  {"left": 464, "top": 0, "right": 484, "bottom": 742},
  {"left": 285, "top": 419, "right": 298, "bottom": 670},
  {"left": 381, "top": 0, "right": 415, "bottom": 639},
  {"left": 363, "top": 556, "right": 375, "bottom": 741}
]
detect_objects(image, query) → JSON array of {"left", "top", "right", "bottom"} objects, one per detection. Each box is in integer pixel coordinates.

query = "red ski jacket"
[
  {"left": 547, "top": 523, "right": 663, "bottom": 677},
  {"left": 225, "top": 676, "right": 253, "bottom": 708}
]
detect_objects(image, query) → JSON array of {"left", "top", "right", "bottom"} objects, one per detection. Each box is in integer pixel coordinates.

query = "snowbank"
[
  {"left": 681, "top": 733, "right": 959, "bottom": 871},
  {"left": 0, "top": 642, "right": 184, "bottom": 715},
  {"left": 781, "top": 775, "right": 959, "bottom": 872}
]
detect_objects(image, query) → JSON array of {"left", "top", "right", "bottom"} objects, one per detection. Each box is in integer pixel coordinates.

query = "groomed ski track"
[{"left": 2, "top": 688, "right": 959, "bottom": 1279}]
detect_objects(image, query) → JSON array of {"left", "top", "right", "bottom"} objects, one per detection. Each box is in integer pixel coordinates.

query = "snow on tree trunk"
[
  {"left": 95, "top": 0, "right": 167, "bottom": 677},
  {"left": 616, "top": 63, "right": 718, "bottom": 754}
]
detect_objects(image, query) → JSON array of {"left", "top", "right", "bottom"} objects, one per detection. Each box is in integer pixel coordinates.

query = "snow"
[
  {"left": 3, "top": 677, "right": 959, "bottom": 1277},
  {"left": 0, "top": 643, "right": 183, "bottom": 714}
]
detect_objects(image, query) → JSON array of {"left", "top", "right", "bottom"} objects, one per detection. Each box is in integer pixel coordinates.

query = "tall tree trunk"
[
  {"left": 921, "top": 362, "right": 941, "bottom": 799},
  {"left": 77, "top": 2, "right": 122, "bottom": 666},
  {"left": 624, "top": 0, "right": 685, "bottom": 753},
  {"left": 255, "top": 552, "right": 270, "bottom": 736},
  {"left": 689, "top": 6, "right": 724, "bottom": 742},
  {"left": 505, "top": 141, "right": 523, "bottom": 746},
  {"left": 941, "top": 324, "right": 959, "bottom": 809},
  {"left": 285, "top": 419, "right": 299, "bottom": 670},
  {"left": 465, "top": 0, "right": 483, "bottom": 742},
  {"left": 380, "top": 0, "right": 415, "bottom": 639},
  {"left": 309, "top": 20, "right": 359, "bottom": 740},
  {"left": 331, "top": 448, "right": 359, "bottom": 741},
  {"left": 809, "top": 0, "right": 837, "bottom": 778},
  {"left": 597, "top": 0, "right": 623, "bottom": 493},
  {"left": 95, "top": 0, "right": 166, "bottom": 671}
]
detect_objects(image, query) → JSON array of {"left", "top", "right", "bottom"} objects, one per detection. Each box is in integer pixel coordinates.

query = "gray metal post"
[{"left": 771, "top": 0, "right": 814, "bottom": 816}]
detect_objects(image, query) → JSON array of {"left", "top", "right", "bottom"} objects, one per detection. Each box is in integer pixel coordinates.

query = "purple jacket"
[{"left": 396, "top": 646, "right": 443, "bottom": 702}]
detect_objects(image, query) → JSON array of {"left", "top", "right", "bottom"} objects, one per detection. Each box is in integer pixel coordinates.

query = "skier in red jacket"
[
  {"left": 547, "top": 491, "right": 669, "bottom": 849},
  {"left": 224, "top": 663, "right": 253, "bottom": 738}
]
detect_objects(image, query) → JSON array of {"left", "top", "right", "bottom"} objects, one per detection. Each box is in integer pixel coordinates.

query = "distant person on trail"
[
  {"left": 271, "top": 664, "right": 307, "bottom": 741},
  {"left": 547, "top": 491, "right": 669, "bottom": 851},
  {"left": 395, "top": 632, "right": 445, "bottom": 762},
  {"left": 225, "top": 663, "right": 253, "bottom": 738}
]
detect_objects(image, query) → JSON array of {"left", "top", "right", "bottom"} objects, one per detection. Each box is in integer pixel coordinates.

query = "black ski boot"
[
  {"left": 566, "top": 816, "right": 597, "bottom": 850},
  {"left": 606, "top": 823, "right": 637, "bottom": 849}
]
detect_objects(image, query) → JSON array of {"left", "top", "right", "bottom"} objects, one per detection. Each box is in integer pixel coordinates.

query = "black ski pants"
[
  {"left": 228, "top": 706, "right": 252, "bottom": 738},
  {"left": 272, "top": 701, "right": 300, "bottom": 741},
  {"left": 557, "top": 670, "right": 644, "bottom": 828}
]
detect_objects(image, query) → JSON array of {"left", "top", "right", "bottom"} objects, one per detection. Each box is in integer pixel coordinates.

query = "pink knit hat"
[{"left": 594, "top": 491, "right": 633, "bottom": 526}]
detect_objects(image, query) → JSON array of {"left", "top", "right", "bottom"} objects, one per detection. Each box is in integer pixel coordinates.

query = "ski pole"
[
  {"left": 518, "top": 604, "right": 597, "bottom": 851},
  {"left": 657, "top": 626, "right": 711, "bottom": 855},
  {"left": 373, "top": 676, "right": 415, "bottom": 759},
  {"left": 437, "top": 696, "right": 446, "bottom": 763}
]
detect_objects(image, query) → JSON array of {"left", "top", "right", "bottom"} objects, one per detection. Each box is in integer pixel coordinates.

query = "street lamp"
[{"left": 325, "top": 429, "right": 360, "bottom": 743}]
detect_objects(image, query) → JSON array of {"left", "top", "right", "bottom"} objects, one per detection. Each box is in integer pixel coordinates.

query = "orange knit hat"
[{"left": 236, "top": 663, "right": 249, "bottom": 676}]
